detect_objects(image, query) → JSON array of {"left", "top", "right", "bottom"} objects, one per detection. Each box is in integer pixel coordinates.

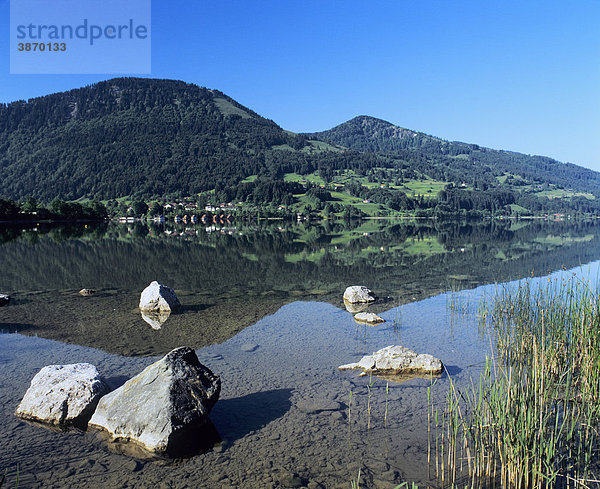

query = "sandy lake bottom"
[
  {"left": 3, "top": 221, "right": 600, "bottom": 488},
  {"left": 1, "top": 292, "right": 491, "bottom": 489}
]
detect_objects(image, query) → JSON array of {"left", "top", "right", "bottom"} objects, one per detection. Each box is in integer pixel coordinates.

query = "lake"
[{"left": 1, "top": 219, "right": 599, "bottom": 488}]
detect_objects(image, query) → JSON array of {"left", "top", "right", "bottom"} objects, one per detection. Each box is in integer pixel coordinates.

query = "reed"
[
  {"left": 433, "top": 272, "right": 600, "bottom": 488},
  {"left": 0, "top": 466, "right": 18, "bottom": 489},
  {"left": 350, "top": 468, "right": 361, "bottom": 489}
]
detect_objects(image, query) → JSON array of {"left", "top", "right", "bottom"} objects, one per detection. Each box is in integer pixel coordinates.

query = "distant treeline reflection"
[{"left": 2, "top": 220, "right": 600, "bottom": 303}]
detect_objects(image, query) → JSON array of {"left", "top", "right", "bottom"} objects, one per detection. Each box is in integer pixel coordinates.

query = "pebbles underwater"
[{"left": 0, "top": 293, "right": 488, "bottom": 488}]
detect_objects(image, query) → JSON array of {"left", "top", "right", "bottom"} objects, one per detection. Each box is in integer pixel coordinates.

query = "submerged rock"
[
  {"left": 79, "top": 288, "right": 96, "bottom": 296},
  {"left": 141, "top": 310, "right": 171, "bottom": 330},
  {"left": 296, "top": 399, "right": 342, "bottom": 414},
  {"left": 0, "top": 294, "right": 10, "bottom": 307},
  {"left": 89, "top": 347, "right": 220, "bottom": 454},
  {"left": 139, "top": 281, "right": 180, "bottom": 313},
  {"left": 339, "top": 345, "right": 443, "bottom": 376},
  {"left": 15, "top": 363, "right": 110, "bottom": 427},
  {"left": 354, "top": 312, "right": 385, "bottom": 324},
  {"left": 343, "top": 286, "right": 376, "bottom": 304}
]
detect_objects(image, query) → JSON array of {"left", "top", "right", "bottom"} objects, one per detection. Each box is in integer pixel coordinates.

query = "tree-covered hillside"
[
  {"left": 0, "top": 78, "right": 337, "bottom": 200},
  {"left": 0, "top": 78, "right": 598, "bottom": 217},
  {"left": 306, "top": 116, "right": 600, "bottom": 195}
]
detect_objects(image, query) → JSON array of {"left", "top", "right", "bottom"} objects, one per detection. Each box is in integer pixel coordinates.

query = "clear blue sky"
[{"left": 2, "top": 0, "right": 599, "bottom": 171}]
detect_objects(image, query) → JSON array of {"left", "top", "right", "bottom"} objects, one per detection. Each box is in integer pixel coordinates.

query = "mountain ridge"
[
  {"left": 305, "top": 115, "right": 600, "bottom": 195},
  {"left": 0, "top": 77, "right": 598, "bottom": 212}
]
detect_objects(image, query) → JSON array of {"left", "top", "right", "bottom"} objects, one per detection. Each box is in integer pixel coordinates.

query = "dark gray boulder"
[{"left": 89, "top": 347, "right": 220, "bottom": 454}]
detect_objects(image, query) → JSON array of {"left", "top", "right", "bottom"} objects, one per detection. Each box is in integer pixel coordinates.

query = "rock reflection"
[
  {"left": 3, "top": 220, "right": 600, "bottom": 356},
  {"left": 141, "top": 310, "right": 171, "bottom": 330},
  {"left": 344, "top": 300, "right": 369, "bottom": 314}
]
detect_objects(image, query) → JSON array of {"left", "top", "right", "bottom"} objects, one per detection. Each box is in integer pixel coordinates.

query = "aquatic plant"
[
  {"left": 446, "top": 279, "right": 475, "bottom": 316},
  {"left": 384, "top": 380, "right": 390, "bottom": 427},
  {"left": 433, "top": 272, "right": 600, "bottom": 488},
  {"left": 366, "top": 373, "right": 376, "bottom": 431},
  {"left": 0, "top": 465, "right": 19, "bottom": 489},
  {"left": 350, "top": 467, "right": 361, "bottom": 489}
]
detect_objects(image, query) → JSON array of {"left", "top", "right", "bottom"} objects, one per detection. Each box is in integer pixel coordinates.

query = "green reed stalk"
[
  {"left": 385, "top": 381, "right": 390, "bottom": 427},
  {"left": 432, "top": 273, "right": 600, "bottom": 488}
]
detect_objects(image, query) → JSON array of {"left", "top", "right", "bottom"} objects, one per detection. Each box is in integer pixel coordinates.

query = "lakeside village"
[
  {"left": 118, "top": 201, "right": 239, "bottom": 225},
  {"left": 116, "top": 198, "right": 572, "bottom": 224},
  {"left": 0, "top": 189, "right": 580, "bottom": 227}
]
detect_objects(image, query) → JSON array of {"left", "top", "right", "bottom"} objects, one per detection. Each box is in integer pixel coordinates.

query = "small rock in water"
[
  {"left": 241, "top": 343, "right": 259, "bottom": 352},
  {"left": 296, "top": 399, "right": 342, "bottom": 414},
  {"left": 278, "top": 472, "right": 304, "bottom": 488},
  {"left": 79, "top": 288, "right": 96, "bottom": 296},
  {"left": 353, "top": 312, "right": 384, "bottom": 324},
  {"left": 338, "top": 345, "right": 443, "bottom": 376},
  {"left": 330, "top": 411, "right": 344, "bottom": 421},
  {"left": 139, "top": 281, "right": 180, "bottom": 313},
  {"left": 15, "top": 363, "right": 110, "bottom": 426},
  {"left": 0, "top": 294, "right": 10, "bottom": 307},
  {"left": 343, "top": 285, "right": 376, "bottom": 304}
]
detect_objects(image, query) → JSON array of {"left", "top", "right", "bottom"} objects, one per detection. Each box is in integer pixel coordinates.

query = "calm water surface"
[{"left": 1, "top": 219, "right": 599, "bottom": 488}]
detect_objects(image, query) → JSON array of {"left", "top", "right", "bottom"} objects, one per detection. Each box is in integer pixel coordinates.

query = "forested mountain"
[
  {"left": 306, "top": 116, "right": 600, "bottom": 195},
  {"left": 0, "top": 78, "right": 598, "bottom": 215},
  {"left": 0, "top": 78, "right": 382, "bottom": 201}
]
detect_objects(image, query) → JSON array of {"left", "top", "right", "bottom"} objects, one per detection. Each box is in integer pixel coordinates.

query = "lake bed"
[{"left": 2, "top": 220, "right": 600, "bottom": 488}]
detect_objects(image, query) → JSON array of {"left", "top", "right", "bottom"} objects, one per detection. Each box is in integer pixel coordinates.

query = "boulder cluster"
[
  {"left": 16, "top": 347, "right": 220, "bottom": 455},
  {"left": 15, "top": 281, "right": 219, "bottom": 455},
  {"left": 340, "top": 286, "right": 444, "bottom": 377}
]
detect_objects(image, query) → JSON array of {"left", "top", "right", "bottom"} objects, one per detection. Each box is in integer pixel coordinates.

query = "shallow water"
[
  {"left": 1, "top": 220, "right": 600, "bottom": 488},
  {"left": 1, "top": 295, "right": 489, "bottom": 488}
]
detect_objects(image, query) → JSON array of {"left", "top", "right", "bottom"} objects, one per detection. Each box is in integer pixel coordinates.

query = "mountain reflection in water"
[{"left": 1, "top": 219, "right": 599, "bottom": 356}]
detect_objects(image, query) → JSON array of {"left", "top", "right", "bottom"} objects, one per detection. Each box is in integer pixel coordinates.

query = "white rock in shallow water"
[
  {"left": 139, "top": 281, "right": 180, "bottom": 313},
  {"left": 343, "top": 286, "right": 376, "bottom": 304},
  {"left": 89, "top": 347, "right": 220, "bottom": 454},
  {"left": 338, "top": 345, "right": 443, "bottom": 375},
  {"left": 354, "top": 312, "right": 385, "bottom": 324},
  {"left": 15, "top": 363, "right": 110, "bottom": 426}
]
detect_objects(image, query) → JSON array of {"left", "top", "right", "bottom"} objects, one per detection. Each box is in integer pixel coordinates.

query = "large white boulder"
[
  {"left": 339, "top": 345, "right": 443, "bottom": 375},
  {"left": 15, "top": 363, "right": 110, "bottom": 426},
  {"left": 89, "top": 347, "right": 220, "bottom": 454},
  {"left": 343, "top": 286, "right": 376, "bottom": 304},
  {"left": 139, "top": 281, "right": 180, "bottom": 313}
]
